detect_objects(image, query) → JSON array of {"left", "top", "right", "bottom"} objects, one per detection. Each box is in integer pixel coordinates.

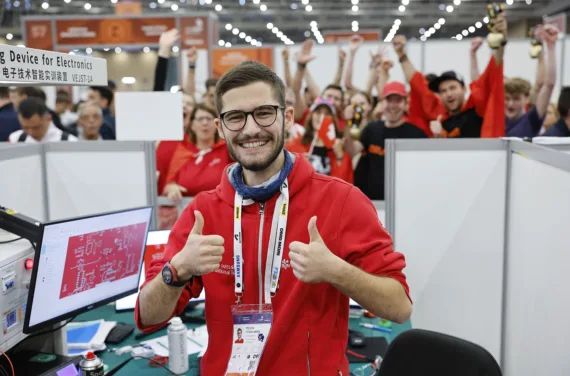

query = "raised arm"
[
  {"left": 470, "top": 37, "right": 483, "bottom": 82},
  {"left": 184, "top": 47, "right": 197, "bottom": 98},
  {"left": 333, "top": 49, "right": 347, "bottom": 86},
  {"left": 343, "top": 35, "right": 364, "bottom": 91},
  {"left": 292, "top": 39, "right": 315, "bottom": 121},
  {"left": 529, "top": 51, "right": 544, "bottom": 106},
  {"left": 491, "top": 13, "right": 507, "bottom": 65},
  {"left": 153, "top": 29, "right": 180, "bottom": 92},
  {"left": 282, "top": 48, "right": 293, "bottom": 88},
  {"left": 305, "top": 69, "right": 320, "bottom": 100},
  {"left": 534, "top": 24, "right": 559, "bottom": 119},
  {"left": 393, "top": 35, "right": 417, "bottom": 83},
  {"left": 366, "top": 48, "right": 384, "bottom": 96}
]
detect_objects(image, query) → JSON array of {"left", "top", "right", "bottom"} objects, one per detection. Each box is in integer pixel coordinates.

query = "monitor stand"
[{"left": 7, "top": 323, "right": 83, "bottom": 376}]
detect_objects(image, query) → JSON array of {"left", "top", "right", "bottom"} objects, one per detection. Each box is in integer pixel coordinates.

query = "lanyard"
[{"left": 233, "top": 179, "right": 289, "bottom": 304}]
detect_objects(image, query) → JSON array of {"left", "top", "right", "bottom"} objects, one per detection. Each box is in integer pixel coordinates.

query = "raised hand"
[
  {"left": 471, "top": 37, "right": 484, "bottom": 54},
  {"left": 170, "top": 211, "right": 225, "bottom": 280},
  {"left": 186, "top": 47, "right": 197, "bottom": 64},
  {"left": 289, "top": 217, "right": 339, "bottom": 283},
  {"left": 430, "top": 115, "right": 444, "bottom": 138},
  {"left": 348, "top": 35, "right": 364, "bottom": 55},
  {"left": 392, "top": 35, "right": 407, "bottom": 59},
  {"left": 339, "top": 48, "right": 347, "bottom": 63},
  {"left": 297, "top": 39, "right": 317, "bottom": 65},
  {"left": 282, "top": 47, "right": 290, "bottom": 61},
  {"left": 158, "top": 29, "right": 180, "bottom": 57},
  {"left": 542, "top": 24, "right": 560, "bottom": 46}
]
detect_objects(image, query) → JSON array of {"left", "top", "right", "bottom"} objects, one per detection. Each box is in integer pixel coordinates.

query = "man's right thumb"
[
  {"left": 436, "top": 114, "right": 443, "bottom": 122},
  {"left": 190, "top": 210, "right": 204, "bottom": 235}
]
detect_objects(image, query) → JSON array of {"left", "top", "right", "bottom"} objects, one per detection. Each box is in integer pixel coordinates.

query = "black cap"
[{"left": 428, "top": 71, "right": 465, "bottom": 93}]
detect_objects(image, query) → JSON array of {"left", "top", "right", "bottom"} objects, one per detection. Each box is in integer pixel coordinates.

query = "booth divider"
[{"left": 385, "top": 138, "right": 570, "bottom": 376}]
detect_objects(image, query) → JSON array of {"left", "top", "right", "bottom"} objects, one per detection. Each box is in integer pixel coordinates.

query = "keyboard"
[{"left": 105, "top": 323, "right": 135, "bottom": 344}]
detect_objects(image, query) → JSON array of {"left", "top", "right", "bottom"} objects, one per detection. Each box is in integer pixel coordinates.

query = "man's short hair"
[
  {"left": 214, "top": 61, "right": 285, "bottom": 114},
  {"left": 78, "top": 103, "right": 103, "bottom": 118},
  {"left": 56, "top": 90, "right": 70, "bottom": 104},
  {"left": 323, "top": 84, "right": 344, "bottom": 95},
  {"left": 425, "top": 73, "right": 437, "bottom": 86},
  {"left": 0, "top": 87, "right": 9, "bottom": 99},
  {"left": 18, "top": 97, "right": 49, "bottom": 119},
  {"left": 205, "top": 78, "right": 219, "bottom": 90},
  {"left": 505, "top": 78, "right": 531, "bottom": 96},
  {"left": 558, "top": 86, "right": 570, "bottom": 118},
  {"left": 89, "top": 86, "right": 114, "bottom": 105},
  {"left": 15, "top": 86, "right": 40, "bottom": 98}
]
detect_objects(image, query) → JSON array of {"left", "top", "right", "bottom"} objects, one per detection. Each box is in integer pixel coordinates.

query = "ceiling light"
[
  {"left": 215, "top": 4, "right": 222, "bottom": 11},
  {"left": 475, "top": 22, "right": 482, "bottom": 28},
  {"left": 395, "top": 19, "right": 401, "bottom": 25},
  {"left": 425, "top": 31, "right": 431, "bottom": 37},
  {"left": 171, "top": 4, "right": 178, "bottom": 10},
  {"left": 438, "top": 18, "right": 445, "bottom": 24},
  {"left": 392, "top": 25, "right": 400, "bottom": 31},
  {"left": 302, "top": 0, "right": 309, "bottom": 4},
  {"left": 398, "top": 5, "right": 405, "bottom": 11},
  {"left": 483, "top": 16, "right": 489, "bottom": 23},
  {"left": 351, "top": 0, "right": 359, "bottom": 3},
  {"left": 63, "top": 0, "right": 71, "bottom": 3},
  {"left": 304, "top": 31, "right": 311, "bottom": 37},
  {"left": 225, "top": 42, "right": 231, "bottom": 47},
  {"left": 103, "top": 48, "right": 110, "bottom": 51},
  {"left": 257, "top": 41, "right": 263, "bottom": 46},
  {"left": 419, "top": 28, "right": 425, "bottom": 34},
  {"left": 526, "top": 0, "right": 532, "bottom": 4},
  {"left": 253, "top": 0, "right": 260, "bottom": 3},
  {"left": 291, "top": 3, "right": 297, "bottom": 9},
  {"left": 41, "top": 2, "right": 49, "bottom": 9},
  {"left": 402, "top": 0, "right": 409, "bottom": 4},
  {"left": 267, "top": 23, "right": 273, "bottom": 29},
  {"left": 506, "top": 0, "right": 513, "bottom": 4},
  {"left": 462, "top": 30, "right": 468, "bottom": 36},
  {"left": 115, "top": 47, "right": 121, "bottom": 53},
  {"left": 420, "top": 35, "right": 427, "bottom": 42},
  {"left": 251, "top": 39, "right": 257, "bottom": 44},
  {"left": 149, "top": 2, "right": 156, "bottom": 8},
  {"left": 205, "top": 0, "right": 212, "bottom": 3},
  {"left": 272, "top": 27, "right": 278, "bottom": 33},
  {"left": 434, "top": 23, "right": 441, "bottom": 29},
  {"left": 219, "top": 40, "right": 225, "bottom": 46},
  {"left": 310, "top": 21, "right": 317, "bottom": 27},
  {"left": 111, "top": 0, "right": 118, "bottom": 3},
  {"left": 446, "top": 5, "right": 453, "bottom": 12},
  {"left": 239, "top": 32, "right": 246, "bottom": 38},
  {"left": 276, "top": 31, "right": 283, "bottom": 37},
  {"left": 439, "top": 3, "right": 445, "bottom": 10},
  {"left": 468, "top": 26, "right": 475, "bottom": 33},
  {"left": 143, "top": 47, "right": 150, "bottom": 53},
  {"left": 122, "top": 77, "right": 136, "bottom": 84},
  {"left": 226, "top": 23, "right": 232, "bottom": 30},
  {"left": 84, "top": 3, "right": 91, "bottom": 10},
  {"left": 429, "top": 27, "right": 435, "bottom": 33},
  {"left": 172, "top": 46, "right": 179, "bottom": 52},
  {"left": 456, "top": 34, "right": 463, "bottom": 40},
  {"left": 233, "top": 29, "right": 239, "bottom": 35},
  {"left": 306, "top": 5, "right": 312, "bottom": 11},
  {"left": 158, "top": 0, "right": 165, "bottom": 3},
  {"left": 453, "top": 0, "right": 461, "bottom": 5},
  {"left": 260, "top": 4, "right": 267, "bottom": 11},
  {"left": 86, "top": 47, "right": 93, "bottom": 54},
  {"left": 352, "top": 20, "right": 358, "bottom": 26},
  {"left": 352, "top": 26, "right": 359, "bottom": 32},
  {"left": 245, "top": 36, "right": 252, "bottom": 42},
  {"left": 6, "top": 33, "right": 13, "bottom": 40}
]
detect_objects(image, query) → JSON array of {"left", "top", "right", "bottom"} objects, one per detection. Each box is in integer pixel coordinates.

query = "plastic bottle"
[{"left": 168, "top": 316, "right": 189, "bottom": 375}]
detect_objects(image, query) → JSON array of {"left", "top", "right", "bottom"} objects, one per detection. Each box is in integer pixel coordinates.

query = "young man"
[
  {"left": 9, "top": 98, "right": 77, "bottom": 143},
  {"left": 0, "top": 87, "right": 21, "bottom": 141},
  {"left": 347, "top": 82, "right": 427, "bottom": 200},
  {"left": 88, "top": 86, "right": 115, "bottom": 130},
  {"left": 543, "top": 87, "right": 570, "bottom": 137},
  {"left": 136, "top": 61, "right": 411, "bottom": 375},
  {"left": 393, "top": 12, "right": 507, "bottom": 138},
  {"left": 203, "top": 78, "right": 218, "bottom": 108}
]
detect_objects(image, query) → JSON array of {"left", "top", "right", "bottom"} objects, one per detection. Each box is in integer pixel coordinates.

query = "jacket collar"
[{"left": 217, "top": 152, "right": 313, "bottom": 210}]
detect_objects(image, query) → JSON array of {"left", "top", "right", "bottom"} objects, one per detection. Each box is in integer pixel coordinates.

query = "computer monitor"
[
  {"left": 115, "top": 230, "right": 205, "bottom": 311},
  {"left": 23, "top": 207, "right": 153, "bottom": 334}
]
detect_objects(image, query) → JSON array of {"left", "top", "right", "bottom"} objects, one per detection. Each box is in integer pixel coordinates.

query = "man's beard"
[{"left": 226, "top": 119, "right": 285, "bottom": 172}]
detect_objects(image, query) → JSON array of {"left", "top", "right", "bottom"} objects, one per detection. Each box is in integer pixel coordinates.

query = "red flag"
[{"left": 317, "top": 116, "right": 336, "bottom": 149}]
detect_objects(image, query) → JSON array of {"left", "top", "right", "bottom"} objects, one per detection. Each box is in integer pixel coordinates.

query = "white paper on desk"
[
  {"left": 66, "top": 320, "right": 116, "bottom": 355},
  {"left": 142, "top": 326, "right": 208, "bottom": 357}
]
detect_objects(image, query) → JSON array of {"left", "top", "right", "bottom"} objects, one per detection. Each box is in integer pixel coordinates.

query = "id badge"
[{"left": 224, "top": 304, "right": 273, "bottom": 376}]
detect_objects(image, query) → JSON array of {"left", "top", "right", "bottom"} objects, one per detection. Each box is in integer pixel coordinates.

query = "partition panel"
[
  {"left": 387, "top": 139, "right": 506, "bottom": 364},
  {"left": 0, "top": 145, "right": 46, "bottom": 221},
  {"left": 44, "top": 142, "right": 154, "bottom": 222},
  {"left": 503, "top": 143, "right": 570, "bottom": 376}
]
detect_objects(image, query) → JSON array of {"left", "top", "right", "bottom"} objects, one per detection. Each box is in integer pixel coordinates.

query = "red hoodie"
[{"left": 135, "top": 154, "right": 409, "bottom": 376}]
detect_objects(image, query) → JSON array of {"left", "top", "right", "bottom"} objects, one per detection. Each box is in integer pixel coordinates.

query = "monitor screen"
[
  {"left": 23, "top": 207, "right": 153, "bottom": 334},
  {"left": 115, "top": 230, "right": 205, "bottom": 311}
]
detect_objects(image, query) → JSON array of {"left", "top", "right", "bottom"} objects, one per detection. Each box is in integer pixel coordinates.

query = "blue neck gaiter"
[{"left": 230, "top": 151, "right": 293, "bottom": 202}]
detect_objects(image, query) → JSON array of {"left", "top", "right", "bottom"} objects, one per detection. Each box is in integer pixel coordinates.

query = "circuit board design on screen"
[{"left": 59, "top": 223, "right": 147, "bottom": 299}]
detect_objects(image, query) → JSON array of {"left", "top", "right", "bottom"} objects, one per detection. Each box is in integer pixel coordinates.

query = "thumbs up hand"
[
  {"left": 430, "top": 115, "right": 444, "bottom": 138},
  {"left": 170, "top": 210, "right": 225, "bottom": 280},
  {"left": 289, "top": 217, "right": 340, "bottom": 283}
]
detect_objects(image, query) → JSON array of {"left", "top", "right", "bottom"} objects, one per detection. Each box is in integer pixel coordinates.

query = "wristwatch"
[{"left": 162, "top": 261, "right": 192, "bottom": 287}]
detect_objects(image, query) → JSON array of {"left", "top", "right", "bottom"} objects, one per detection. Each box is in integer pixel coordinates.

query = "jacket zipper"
[
  {"left": 307, "top": 330, "right": 311, "bottom": 376},
  {"left": 258, "top": 203, "right": 266, "bottom": 307}
]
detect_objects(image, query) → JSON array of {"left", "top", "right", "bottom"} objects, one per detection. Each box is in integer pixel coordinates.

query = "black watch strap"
[{"left": 162, "top": 262, "right": 192, "bottom": 287}]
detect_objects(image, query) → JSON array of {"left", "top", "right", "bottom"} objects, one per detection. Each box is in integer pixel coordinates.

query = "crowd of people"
[{"left": 1, "top": 13, "right": 569, "bottom": 229}]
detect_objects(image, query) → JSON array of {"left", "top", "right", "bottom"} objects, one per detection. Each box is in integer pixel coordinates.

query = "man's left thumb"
[{"left": 308, "top": 216, "right": 323, "bottom": 243}]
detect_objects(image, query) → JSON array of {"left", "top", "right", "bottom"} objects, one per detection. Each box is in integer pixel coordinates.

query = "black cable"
[{"left": 0, "top": 237, "right": 22, "bottom": 245}]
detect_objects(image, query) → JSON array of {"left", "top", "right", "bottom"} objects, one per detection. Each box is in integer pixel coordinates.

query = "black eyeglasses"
[{"left": 219, "top": 105, "right": 284, "bottom": 132}]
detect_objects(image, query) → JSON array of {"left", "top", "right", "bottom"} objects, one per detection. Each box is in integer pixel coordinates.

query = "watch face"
[{"left": 162, "top": 267, "right": 173, "bottom": 284}]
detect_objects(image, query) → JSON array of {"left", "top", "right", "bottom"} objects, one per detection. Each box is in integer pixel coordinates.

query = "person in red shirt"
[
  {"left": 234, "top": 328, "right": 244, "bottom": 344},
  {"left": 136, "top": 61, "right": 411, "bottom": 376},
  {"left": 393, "top": 12, "right": 508, "bottom": 139},
  {"left": 158, "top": 104, "right": 232, "bottom": 229},
  {"left": 286, "top": 98, "right": 354, "bottom": 183}
]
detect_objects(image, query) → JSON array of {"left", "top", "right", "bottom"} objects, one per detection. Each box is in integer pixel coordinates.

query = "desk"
[{"left": 76, "top": 305, "right": 411, "bottom": 375}]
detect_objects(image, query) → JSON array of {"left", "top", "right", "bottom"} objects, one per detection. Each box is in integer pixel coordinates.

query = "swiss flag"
[{"left": 317, "top": 116, "right": 336, "bottom": 149}]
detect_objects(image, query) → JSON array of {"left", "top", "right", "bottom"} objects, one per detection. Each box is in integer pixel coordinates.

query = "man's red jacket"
[{"left": 135, "top": 154, "right": 410, "bottom": 376}]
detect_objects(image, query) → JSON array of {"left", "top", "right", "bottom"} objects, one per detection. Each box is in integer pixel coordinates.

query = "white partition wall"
[
  {"left": 503, "top": 143, "right": 570, "bottom": 376},
  {"left": 44, "top": 142, "right": 157, "bottom": 227},
  {"left": 0, "top": 145, "right": 47, "bottom": 222},
  {"left": 385, "top": 139, "right": 507, "bottom": 364}
]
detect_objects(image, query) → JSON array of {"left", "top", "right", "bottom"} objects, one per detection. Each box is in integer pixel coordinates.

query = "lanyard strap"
[{"left": 233, "top": 180, "right": 289, "bottom": 303}]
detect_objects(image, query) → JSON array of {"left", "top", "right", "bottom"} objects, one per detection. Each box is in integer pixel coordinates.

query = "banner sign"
[
  {"left": 212, "top": 47, "right": 274, "bottom": 77},
  {"left": 180, "top": 16, "right": 209, "bottom": 49},
  {"left": 0, "top": 44, "right": 107, "bottom": 86},
  {"left": 323, "top": 31, "right": 381, "bottom": 43},
  {"left": 25, "top": 20, "right": 54, "bottom": 51}
]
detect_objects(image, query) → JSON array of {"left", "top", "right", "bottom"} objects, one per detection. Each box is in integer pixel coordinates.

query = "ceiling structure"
[{"left": 0, "top": 0, "right": 557, "bottom": 46}]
